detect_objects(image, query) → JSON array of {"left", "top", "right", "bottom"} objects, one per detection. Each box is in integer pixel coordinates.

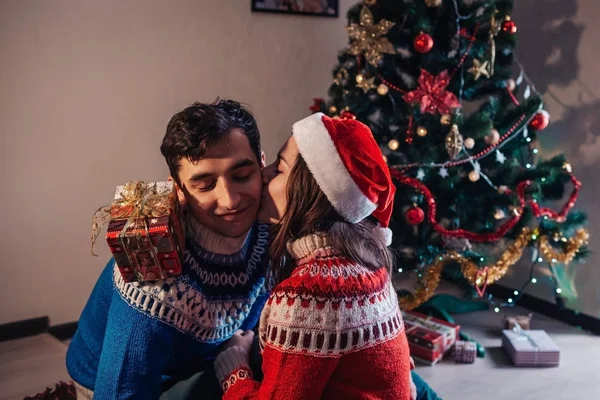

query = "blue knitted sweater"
[{"left": 66, "top": 218, "right": 269, "bottom": 399}]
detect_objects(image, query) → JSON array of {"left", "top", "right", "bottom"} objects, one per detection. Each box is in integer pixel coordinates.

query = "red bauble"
[
  {"left": 529, "top": 110, "right": 550, "bottom": 131},
  {"left": 414, "top": 33, "right": 434, "bottom": 54},
  {"left": 340, "top": 110, "right": 357, "bottom": 120},
  {"left": 502, "top": 19, "right": 518, "bottom": 34},
  {"left": 309, "top": 98, "right": 324, "bottom": 113},
  {"left": 405, "top": 205, "right": 425, "bottom": 225}
]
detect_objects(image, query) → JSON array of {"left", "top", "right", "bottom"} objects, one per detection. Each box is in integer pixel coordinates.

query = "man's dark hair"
[{"left": 160, "top": 99, "right": 261, "bottom": 184}]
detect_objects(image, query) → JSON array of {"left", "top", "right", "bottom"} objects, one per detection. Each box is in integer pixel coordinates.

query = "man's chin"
[{"left": 215, "top": 221, "right": 254, "bottom": 238}]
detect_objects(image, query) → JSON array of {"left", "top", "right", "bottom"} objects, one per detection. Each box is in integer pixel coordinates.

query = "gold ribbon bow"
[{"left": 90, "top": 181, "right": 172, "bottom": 256}]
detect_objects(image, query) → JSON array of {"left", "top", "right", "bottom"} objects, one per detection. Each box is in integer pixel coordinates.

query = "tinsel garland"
[{"left": 399, "top": 228, "right": 589, "bottom": 310}]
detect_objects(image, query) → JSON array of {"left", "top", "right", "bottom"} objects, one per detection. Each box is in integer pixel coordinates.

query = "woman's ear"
[
  {"left": 168, "top": 176, "right": 187, "bottom": 208},
  {"left": 261, "top": 151, "right": 267, "bottom": 169}
]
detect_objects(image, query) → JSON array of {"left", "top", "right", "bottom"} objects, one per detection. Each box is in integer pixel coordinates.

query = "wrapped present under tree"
[
  {"left": 403, "top": 310, "right": 460, "bottom": 365},
  {"left": 502, "top": 328, "right": 560, "bottom": 367}
]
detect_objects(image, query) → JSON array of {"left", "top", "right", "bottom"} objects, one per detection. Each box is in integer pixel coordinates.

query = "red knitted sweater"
[{"left": 215, "top": 234, "right": 412, "bottom": 400}]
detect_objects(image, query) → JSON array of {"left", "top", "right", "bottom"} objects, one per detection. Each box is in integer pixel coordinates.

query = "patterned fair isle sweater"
[
  {"left": 215, "top": 234, "right": 412, "bottom": 400},
  {"left": 66, "top": 215, "right": 270, "bottom": 399}
]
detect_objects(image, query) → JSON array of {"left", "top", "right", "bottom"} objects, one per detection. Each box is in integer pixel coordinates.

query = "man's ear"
[
  {"left": 168, "top": 176, "right": 187, "bottom": 208},
  {"left": 260, "top": 151, "right": 266, "bottom": 169}
]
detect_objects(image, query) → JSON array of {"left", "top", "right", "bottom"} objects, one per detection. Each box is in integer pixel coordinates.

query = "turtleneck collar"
[
  {"left": 286, "top": 234, "right": 340, "bottom": 260},
  {"left": 186, "top": 212, "right": 250, "bottom": 255}
]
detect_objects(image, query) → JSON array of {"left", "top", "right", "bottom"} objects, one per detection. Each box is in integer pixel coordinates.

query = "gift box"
[
  {"left": 453, "top": 340, "right": 476, "bottom": 363},
  {"left": 502, "top": 329, "right": 560, "bottom": 367},
  {"left": 504, "top": 313, "right": 533, "bottom": 330},
  {"left": 402, "top": 311, "right": 460, "bottom": 365},
  {"left": 93, "top": 181, "right": 185, "bottom": 283}
]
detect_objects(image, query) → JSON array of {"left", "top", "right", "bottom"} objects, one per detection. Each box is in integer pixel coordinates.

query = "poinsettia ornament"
[{"left": 403, "top": 69, "right": 460, "bottom": 115}]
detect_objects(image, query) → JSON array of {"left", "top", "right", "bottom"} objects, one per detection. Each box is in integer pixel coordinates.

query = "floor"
[
  {"left": 0, "top": 308, "right": 598, "bottom": 400},
  {"left": 0, "top": 334, "right": 71, "bottom": 400},
  {"left": 414, "top": 306, "right": 600, "bottom": 399}
]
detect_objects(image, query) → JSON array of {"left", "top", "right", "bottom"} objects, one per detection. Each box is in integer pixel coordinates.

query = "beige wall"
[
  {"left": 2, "top": 0, "right": 598, "bottom": 325},
  {"left": 0, "top": 0, "right": 354, "bottom": 324}
]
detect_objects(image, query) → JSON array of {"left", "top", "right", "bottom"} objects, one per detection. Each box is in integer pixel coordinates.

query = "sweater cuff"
[{"left": 214, "top": 346, "right": 252, "bottom": 384}]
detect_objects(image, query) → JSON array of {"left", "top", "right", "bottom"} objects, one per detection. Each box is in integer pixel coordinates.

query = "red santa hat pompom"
[{"left": 292, "top": 112, "right": 396, "bottom": 246}]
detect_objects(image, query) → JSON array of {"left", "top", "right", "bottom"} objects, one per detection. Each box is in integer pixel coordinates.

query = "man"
[{"left": 66, "top": 99, "right": 270, "bottom": 399}]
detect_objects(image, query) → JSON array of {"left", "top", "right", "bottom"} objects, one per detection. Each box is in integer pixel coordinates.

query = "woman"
[{"left": 214, "top": 113, "right": 414, "bottom": 399}]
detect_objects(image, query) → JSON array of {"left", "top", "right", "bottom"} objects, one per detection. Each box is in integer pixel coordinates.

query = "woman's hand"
[
  {"left": 410, "top": 373, "right": 417, "bottom": 400},
  {"left": 409, "top": 357, "right": 417, "bottom": 400},
  {"left": 223, "top": 329, "right": 255, "bottom": 354}
]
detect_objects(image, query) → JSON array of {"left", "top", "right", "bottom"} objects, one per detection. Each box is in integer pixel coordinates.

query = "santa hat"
[{"left": 292, "top": 112, "right": 396, "bottom": 246}]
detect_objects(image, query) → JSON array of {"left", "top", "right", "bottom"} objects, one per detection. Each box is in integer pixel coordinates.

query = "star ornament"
[
  {"left": 439, "top": 166, "right": 449, "bottom": 178},
  {"left": 403, "top": 70, "right": 460, "bottom": 115},
  {"left": 357, "top": 76, "right": 376, "bottom": 93},
  {"left": 468, "top": 59, "right": 491, "bottom": 80},
  {"left": 347, "top": 7, "right": 396, "bottom": 66}
]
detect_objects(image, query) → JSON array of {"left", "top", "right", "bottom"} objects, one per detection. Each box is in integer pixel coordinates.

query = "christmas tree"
[{"left": 309, "top": 0, "right": 589, "bottom": 310}]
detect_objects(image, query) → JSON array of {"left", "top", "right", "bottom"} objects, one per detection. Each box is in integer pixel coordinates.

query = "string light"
[
  {"left": 533, "top": 149, "right": 539, "bottom": 154},
  {"left": 508, "top": 298, "right": 513, "bottom": 303},
  {"left": 398, "top": 268, "right": 403, "bottom": 273},
  {"left": 494, "top": 307, "right": 500, "bottom": 313},
  {"left": 537, "top": 257, "right": 543, "bottom": 262},
  {"left": 526, "top": 163, "right": 532, "bottom": 168},
  {"left": 526, "top": 137, "right": 532, "bottom": 142},
  {"left": 514, "top": 290, "right": 519, "bottom": 296},
  {"left": 556, "top": 288, "right": 562, "bottom": 294},
  {"left": 531, "top": 278, "right": 537, "bottom": 283}
]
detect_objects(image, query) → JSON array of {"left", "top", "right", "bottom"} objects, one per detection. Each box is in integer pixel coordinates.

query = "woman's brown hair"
[{"left": 268, "top": 156, "right": 394, "bottom": 285}]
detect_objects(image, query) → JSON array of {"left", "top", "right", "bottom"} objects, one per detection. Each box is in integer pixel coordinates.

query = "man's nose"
[{"left": 216, "top": 180, "right": 242, "bottom": 210}]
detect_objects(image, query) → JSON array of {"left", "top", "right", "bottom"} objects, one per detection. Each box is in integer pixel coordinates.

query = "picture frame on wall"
[{"left": 251, "top": 0, "right": 339, "bottom": 18}]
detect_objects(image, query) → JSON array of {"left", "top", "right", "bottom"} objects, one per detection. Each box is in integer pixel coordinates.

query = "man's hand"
[{"left": 223, "top": 329, "right": 254, "bottom": 353}]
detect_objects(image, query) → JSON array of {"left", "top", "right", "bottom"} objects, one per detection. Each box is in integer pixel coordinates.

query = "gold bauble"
[
  {"left": 440, "top": 114, "right": 452, "bottom": 125},
  {"left": 494, "top": 209, "right": 505, "bottom": 219},
  {"left": 377, "top": 83, "right": 389, "bottom": 96},
  {"left": 424, "top": 0, "right": 443, "bottom": 6},
  {"left": 464, "top": 137, "right": 475, "bottom": 149},
  {"left": 355, "top": 74, "right": 365, "bottom": 84},
  {"left": 469, "top": 170, "right": 480, "bottom": 182},
  {"left": 487, "top": 129, "right": 500, "bottom": 145},
  {"left": 329, "top": 105, "right": 338, "bottom": 115},
  {"left": 388, "top": 139, "right": 400, "bottom": 151},
  {"left": 417, "top": 126, "right": 428, "bottom": 137},
  {"left": 382, "top": 155, "right": 388, "bottom": 163},
  {"left": 445, "top": 124, "right": 463, "bottom": 159}
]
